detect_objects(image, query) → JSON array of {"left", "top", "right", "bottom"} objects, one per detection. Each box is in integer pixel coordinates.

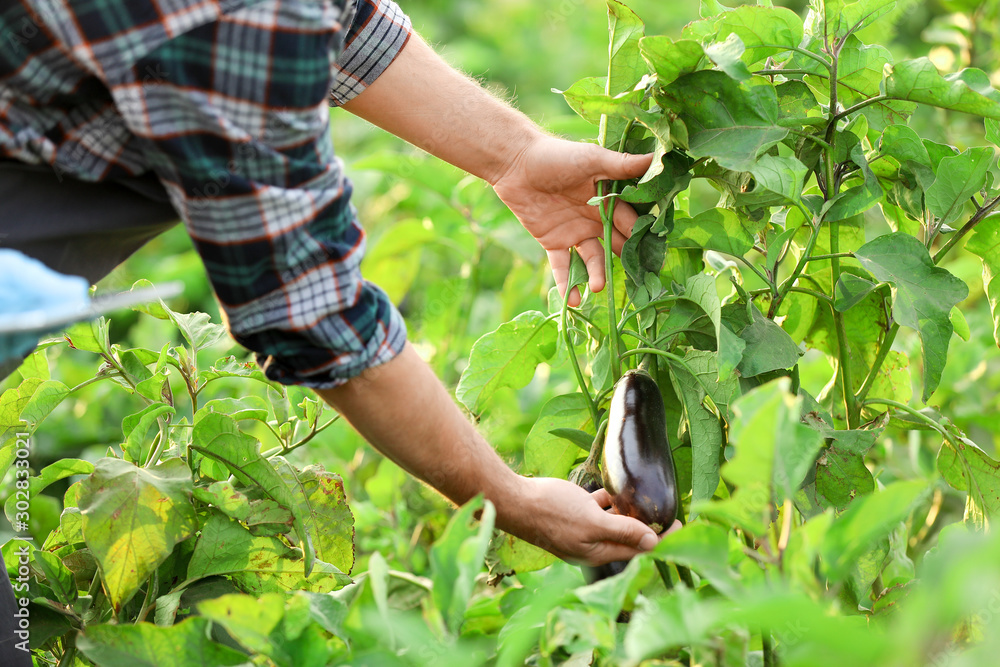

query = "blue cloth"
[{"left": 0, "top": 250, "right": 90, "bottom": 364}]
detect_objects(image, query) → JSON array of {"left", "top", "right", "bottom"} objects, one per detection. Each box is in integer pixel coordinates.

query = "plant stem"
[
  {"left": 830, "top": 222, "right": 860, "bottom": 428},
  {"left": 619, "top": 348, "right": 720, "bottom": 414},
  {"left": 932, "top": 194, "right": 1000, "bottom": 263},
  {"left": 854, "top": 323, "right": 899, "bottom": 405},
  {"left": 736, "top": 255, "right": 773, "bottom": 286},
  {"left": 563, "top": 280, "right": 601, "bottom": 429},
  {"left": 759, "top": 44, "right": 833, "bottom": 71},
  {"left": 833, "top": 94, "right": 890, "bottom": 123},
  {"left": 771, "top": 221, "right": 821, "bottom": 317},
  {"left": 763, "top": 631, "right": 775, "bottom": 667},
  {"left": 618, "top": 296, "right": 681, "bottom": 331},
  {"left": 806, "top": 252, "right": 854, "bottom": 262},
  {"left": 861, "top": 398, "right": 950, "bottom": 437},
  {"left": 785, "top": 128, "right": 835, "bottom": 151},
  {"left": 654, "top": 559, "right": 674, "bottom": 590},
  {"left": 754, "top": 68, "right": 822, "bottom": 77}
]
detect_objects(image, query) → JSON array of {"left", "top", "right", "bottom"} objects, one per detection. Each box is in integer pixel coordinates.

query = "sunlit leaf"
[
  {"left": 457, "top": 311, "right": 558, "bottom": 414},
  {"left": 854, "top": 233, "right": 969, "bottom": 400}
]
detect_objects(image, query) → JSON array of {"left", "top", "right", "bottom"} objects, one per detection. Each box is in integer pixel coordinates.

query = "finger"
[
  {"left": 660, "top": 519, "right": 683, "bottom": 537},
  {"left": 611, "top": 199, "right": 640, "bottom": 238},
  {"left": 547, "top": 248, "right": 571, "bottom": 305},
  {"left": 596, "top": 511, "right": 659, "bottom": 552},
  {"left": 610, "top": 227, "right": 628, "bottom": 256},
  {"left": 590, "top": 488, "right": 612, "bottom": 509},
  {"left": 587, "top": 543, "right": 645, "bottom": 565},
  {"left": 593, "top": 148, "right": 654, "bottom": 182},
  {"left": 576, "top": 237, "right": 606, "bottom": 295}
]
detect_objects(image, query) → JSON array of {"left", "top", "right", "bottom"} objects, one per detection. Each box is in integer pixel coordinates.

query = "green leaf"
[
  {"left": 33, "top": 550, "right": 77, "bottom": 605},
  {"left": 574, "top": 557, "right": 644, "bottom": 620},
  {"left": 64, "top": 318, "right": 106, "bottom": 354},
  {"left": 524, "top": 394, "right": 594, "bottom": 479},
  {"left": 965, "top": 217, "right": 1000, "bottom": 347},
  {"left": 603, "top": 0, "right": 647, "bottom": 148},
  {"left": 2, "top": 459, "right": 93, "bottom": 525},
  {"left": 854, "top": 233, "right": 969, "bottom": 400},
  {"left": 456, "top": 311, "right": 558, "bottom": 414},
  {"left": 722, "top": 304, "right": 803, "bottom": 376},
  {"left": 938, "top": 434, "right": 1000, "bottom": 528},
  {"left": 884, "top": 59, "right": 1000, "bottom": 120},
  {"left": 987, "top": 119, "right": 1000, "bottom": 146},
  {"left": 168, "top": 310, "right": 229, "bottom": 351},
  {"left": 714, "top": 5, "right": 805, "bottom": 65},
  {"left": 835, "top": 273, "right": 878, "bottom": 312},
  {"left": 430, "top": 495, "right": 495, "bottom": 633},
  {"left": 548, "top": 428, "right": 594, "bottom": 453},
  {"left": 667, "top": 208, "right": 755, "bottom": 257},
  {"left": 668, "top": 350, "right": 735, "bottom": 515},
  {"left": 197, "top": 396, "right": 270, "bottom": 425},
  {"left": 20, "top": 379, "right": 70, "bottom": 429},
  {"left": 76, "top": 617, "right": 249, "bottom": 667},
  {"left": 486, "top": 532, "right": 557, "bottom": 580},
  {"left": 824, "top": 141, "right": 885, "bottom": 222},
  {"left": 187, "top": 513, "right": 349, "bottom": 594},
  {"left": 879, "top": 124, "right": 933, "bottom": 174},
  {"left": 122, "top": 403, "right": 175, "bottom": 463},
  {"left": 567, "top": 247, "right": 589, "bottom": 292},
  {"left": 924, "top": 147, "right": 993, "bottom": 224},
  {"left": 700, "top": 379, "right": 820, "bottom": 532},
  {"left": 192, "top": 480, "right": 293, "bottom": 532},
  {"left": 78, "top": 458, "right": 198, "bottom": 611},
  {"left": 275, "top": 463, "right": 355, "bottom": 575},
  {"left": 659, "top": 71, "right": 788, "bottom": 171},
  {"left": 17, "top": 349, "right": 49, "bottom": 380},
  {"left": 647, "top": 523, "right": 741, "bottom": 597},
  {"left": 196, "top": 593, "right": 293, "bottom": 664},
  {"left": 618, "top": 151, "right": 693, "bottom": 204},
  {"left": 749, "top": 154, "right": 808, "bottom": 205},
  {"left": 704, "top": 34, "right": 752, "bottom": 81},
  {"left": 190, "top": 413, "right": 316, "bottom": 576},
  {"left": 621, "top": 213, "right": 664, "bottom": 288},
  {"left": 821, "top": 479, "right": 926, "bottom": 582},
  {"left": 816, "top": 0, "right": 897, "bottom": 42},
  {"left": 558, "top": 76, "right": 608, "bottom": 124},
  {"left": 128, "top": 279, "right": 172, "bottom": 320},
  {"left": 639, "top": 36, "right": 705, "bottom": 88},
  {"left": 816, "top": 443, "right": 876, "bottom": 510}
]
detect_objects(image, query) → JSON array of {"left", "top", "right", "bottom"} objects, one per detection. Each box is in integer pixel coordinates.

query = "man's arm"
[
  {"left": 342, "top": 33, "right": 653, "bottom": 306},
  {"left": 316, "top": 343, "right": 665, "bottom": 566},
  {"left": 325, "top": 31, "right": 680, "bottom": 565}
]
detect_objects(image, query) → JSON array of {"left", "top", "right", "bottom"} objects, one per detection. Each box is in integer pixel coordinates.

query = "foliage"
[{"left": 4, "top": 0, "right": 1000, "bottom": 665}]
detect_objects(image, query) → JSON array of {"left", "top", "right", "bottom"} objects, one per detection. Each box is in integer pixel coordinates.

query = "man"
[{"left": 1, "top": 0, "right": 677, "bottom": 660}]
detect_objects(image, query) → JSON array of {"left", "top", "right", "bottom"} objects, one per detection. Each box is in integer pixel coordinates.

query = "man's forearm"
[
  {"left": 341, "top": 32, "right": 544, "bottom": 185},
  {"left": 315, "top": 343, "right": 527, "bottom": 529}
]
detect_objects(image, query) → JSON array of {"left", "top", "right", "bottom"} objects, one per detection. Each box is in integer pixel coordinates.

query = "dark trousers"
[{"left": 1, "top": 159, "right": 180, "bottom": 665}]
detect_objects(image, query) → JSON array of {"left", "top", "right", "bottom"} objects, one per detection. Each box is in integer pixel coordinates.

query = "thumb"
[
  {"left": 594, "top": 148, "right": 654, "bottom": 181},
  {"left": 599, "top": 512, "right": 659, "bottom": 552}
]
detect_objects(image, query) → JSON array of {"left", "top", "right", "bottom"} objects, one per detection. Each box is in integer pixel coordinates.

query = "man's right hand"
[{"left": 502, "top": 476, "right": 682, "bottom": 567}]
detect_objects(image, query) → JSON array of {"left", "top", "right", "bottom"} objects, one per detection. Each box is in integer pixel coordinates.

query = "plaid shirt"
[{"left": 0, "top": 0, "right": 411, "bottom": 388}]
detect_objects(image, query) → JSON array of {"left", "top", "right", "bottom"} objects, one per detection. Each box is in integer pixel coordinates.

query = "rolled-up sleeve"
[
  {"left": 330, "top": 0, "right": 412, "bottom": 106},
  {"left": 103, "top": 0, "right": 408, "bottom": 389}
]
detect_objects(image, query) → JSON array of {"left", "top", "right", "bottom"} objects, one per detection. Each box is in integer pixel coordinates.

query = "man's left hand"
[{"left": 492, "top": 136, "right": 653, "bottom": 307}]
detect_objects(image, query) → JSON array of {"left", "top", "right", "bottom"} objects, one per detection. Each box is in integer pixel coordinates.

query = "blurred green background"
[{"left": 5, "top": 0, "right": 998, "bottom": 571}]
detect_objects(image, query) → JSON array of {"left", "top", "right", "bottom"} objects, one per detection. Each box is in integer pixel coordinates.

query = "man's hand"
[
  {"left": 493, "top": 137, "right": 653, "bottom": 307},
  {"left": 512, "top": 477, "right": 682, "bottom": 565},
  {"left": 341, "top": 34, "right": 653, "bottom": 308}
]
